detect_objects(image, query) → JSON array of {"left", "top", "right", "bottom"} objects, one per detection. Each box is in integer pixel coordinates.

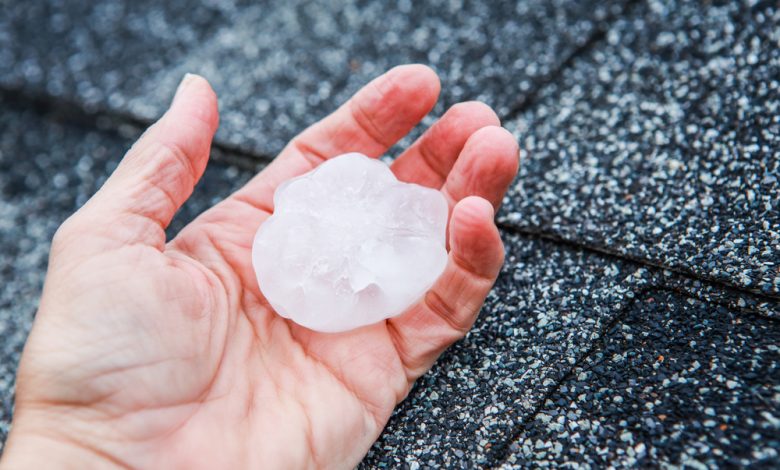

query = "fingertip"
[
  {"left": 170, "top": 73, "right": 219, "bottom": 131},
  {"left": 448, "top": 101, "right": 501, "bottom": 128},
  {"left": 450, "top": 196, "right": 497, "bottom": 246},
  {"left": 476, "top": 125, "right": 519, "bottom": 169},
  {"left": 390, "top": 63, "right": 441, "bottom": 91},
  {"left": 497, "top": 126, "right": 521, "bottom": 165},
  {"left": 449, "top": 196, "right": 504, "bottom": 278},
  {"left": 437, "top": 102, "right": 502, "bottom": 145},
  {"left": 478, "top": 126, "right": 521, "bottom": 186},
  {"left": 385, "top": 64, "right": 441, "bottom": 111},
  {"left": 144, "top": 73, "right": 219, "bottom": 169},
  {"left": 455, "top": 195, "right": 496, "bottom": 221},
  {"left": 467, "top": 125, "right": 519, "bottom": 164}
]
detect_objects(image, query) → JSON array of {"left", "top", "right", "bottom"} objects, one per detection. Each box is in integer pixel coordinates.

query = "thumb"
[{"left": 75, "top": 74, "right": 219, "bottom": 250}]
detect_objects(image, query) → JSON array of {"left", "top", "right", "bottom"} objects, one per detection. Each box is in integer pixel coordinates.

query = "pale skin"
[{"left": 0, "top": 65, "right": 519, "bottom": 469}]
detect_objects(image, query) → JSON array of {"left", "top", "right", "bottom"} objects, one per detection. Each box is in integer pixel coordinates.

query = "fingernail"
[{"left": 173, "top": 73, "right": 197, "bottom": 103}]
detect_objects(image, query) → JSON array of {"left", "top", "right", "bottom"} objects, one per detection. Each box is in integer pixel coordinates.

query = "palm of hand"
[{"left": 5, "top": 67, "right": 518, "bottom": 469}]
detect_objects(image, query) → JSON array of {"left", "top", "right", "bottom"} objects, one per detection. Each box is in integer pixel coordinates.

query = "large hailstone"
[{"left": 252, "top": 153, "right": 448, "bottom": 332}]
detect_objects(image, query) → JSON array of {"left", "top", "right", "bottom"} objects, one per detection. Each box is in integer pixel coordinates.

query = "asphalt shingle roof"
[
  {"left": 0, "top": 0, "right": 778, "bottom": 467},
  {"left": 500, "top": 0, "right": 780, "bottom": 297},
  {"left": 502, "top": 290, "right": 780, "bottom": 468},
  {"left": 0, "top": 0, "right": 631, "bottom": 155}
]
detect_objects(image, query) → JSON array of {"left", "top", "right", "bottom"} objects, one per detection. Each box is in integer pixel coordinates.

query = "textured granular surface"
[
  {"left": 0, "top": 0, "right": 630, "bottom": 156},
  {"left": 0, "top": 1, "right": 230, "bottom": 111},
  {"left": 501, "top": 0, "right": 780, "bottom": 296},
  {"left": 0, "top": 0, "right": 778, "bottom": 467},
  {"left": 501, "top": 291, "right": 780, "bottom": 468}
]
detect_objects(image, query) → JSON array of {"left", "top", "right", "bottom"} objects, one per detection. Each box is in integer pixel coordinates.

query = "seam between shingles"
[
  {"left": 487, "top": 281, "right": 778, "bottom": 467},
  {"left": 485, "top": 285, "right": 648, "bottom": 466},
  {"left": 0, "top": 3, "right": 645, "bottom": 170},
  {"left": 499, "top": 0, "right": 644, "bottom": 122},
  {"left": 497, "top": 222, "right": 780, "bottom": 306},
  {"left": 0, "top": 86, "right": 274, "bottom": 170}
]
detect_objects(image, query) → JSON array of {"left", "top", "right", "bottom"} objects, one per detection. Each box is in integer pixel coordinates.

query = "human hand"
[{"left": 1, "top": 65, "right": 519, "bottom": 469}]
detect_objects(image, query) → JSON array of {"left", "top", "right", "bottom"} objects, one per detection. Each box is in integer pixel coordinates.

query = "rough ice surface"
[{"left": 252, "top": 153, "right": 449, "bottom": 333}]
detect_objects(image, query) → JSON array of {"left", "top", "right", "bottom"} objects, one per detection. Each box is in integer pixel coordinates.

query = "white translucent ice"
[{"left": 252, "top": 153, "right": 448, "bottom": 333}]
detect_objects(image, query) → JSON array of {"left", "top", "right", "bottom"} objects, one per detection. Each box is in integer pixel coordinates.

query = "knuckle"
[
  {"left": 424, "top": 289, "right": 471, "bottom": 336},
  {"left": 147, "top": 140, "right": 196, "bottom": 182},
  {"left": 134, "top": 140, "right": 196, "bottom": 213}
]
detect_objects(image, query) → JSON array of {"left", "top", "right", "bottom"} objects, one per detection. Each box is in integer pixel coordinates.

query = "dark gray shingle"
[
  {"left": 501, "top": 290, "right": 780, "bottom": 468},
  {"left": 501, "top": 0, "right": 780, "bottom": 296},
  {"left": 0, "top": 0, "right": 630, "bottom": 156}
]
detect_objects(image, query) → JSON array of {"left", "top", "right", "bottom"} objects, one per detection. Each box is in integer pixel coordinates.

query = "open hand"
[{"left": 1, "top": 65, "right": 519, "bottom": 469}]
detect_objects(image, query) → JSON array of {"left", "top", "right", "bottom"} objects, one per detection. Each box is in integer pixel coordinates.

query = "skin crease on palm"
[{"left": 0, "top": 65, "right": 519, "bottom": 469}]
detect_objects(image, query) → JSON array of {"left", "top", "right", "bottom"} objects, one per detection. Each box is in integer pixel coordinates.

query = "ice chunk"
[{"left": 252, "top": 153, "right": 448, "bottom": 332}]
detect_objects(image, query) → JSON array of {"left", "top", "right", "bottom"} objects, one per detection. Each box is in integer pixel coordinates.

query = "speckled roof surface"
[
  {"left": 500, "top": 0, "right": 780, "bottom": 297},
  {"left": 0, "top": 0, "right": 778, "bottom": 468},
  {"left": 1, "top": 0, "right": 631, "bottom": 155}
]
